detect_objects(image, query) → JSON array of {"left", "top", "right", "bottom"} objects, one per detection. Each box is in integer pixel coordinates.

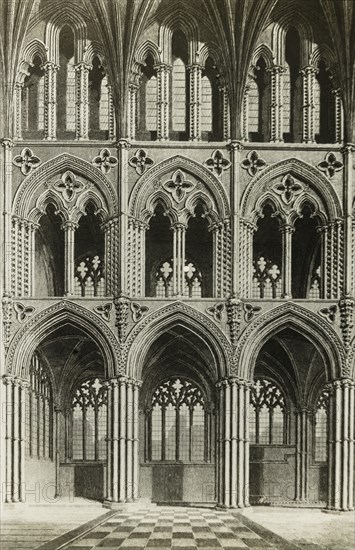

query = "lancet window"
[
  {"left": 89, "top": 56, "right": 110, "bottom": 138},
  {"left": 314, "top": 388, "right": 329, "bottom": 463},
  {"left": 249, "top": 378, "right": 286, "bottom": 445},
  {"left": 146, "top": 378, "right": 209, "bottom": 463},
  {"left": 26, "top": 353, "right": 53, "bottom": 459},
  {"left": 57, "top": 25, "right": 76, "bottom": 137},
  {"left": 70, "top": 378, "right": 107, "bottom": 461}
]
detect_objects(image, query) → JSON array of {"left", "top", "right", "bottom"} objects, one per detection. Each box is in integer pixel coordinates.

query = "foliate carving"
[
  {"left": 93, "top": 303, "right": 113, "bottom": 322},
  {"left": 2, "top": 295, "right": 13, "bottom": 350},
  {"left": 13, "top": 147, "right": 41, "bottom": 175},
  {"left": 92, "top": 148, "right": 118, "bottom": 174},
  {"left": 130, "top": 302, "right": 149, "bottom": 323},
  {"left": 205, "top": 150, "right": 231, "bottom": 177},
  {"left": 128, "top": 149, "right": 154, "bottom": 175},
  {"left": 272, "top": 174, "right": 303, "bottom": 205},
  {"left": 13, "top": 302, "right": 35, "bottom": 323},
  {"left": 317, "top": 152, "right": 343, "bottom": 178},
  {"left": 226, "top": 295, "right": 243, "bottom": 346},
  {"left": 114, "top": 295, "right": 130, "bottom": 341},
  {"left": 206, "top": 303, "right": 225, "bottom": 322},
  {"left": 339, "top": 297, "right": 354, "bottom": 349},
  {"left": 241, "top": 150, "right": 266, "bottom": 177},
  {"left": 244, "top": 303, "right": 262, "bottom": 323},
  {"left": 53, "top": 171, "right": 85, "bottom": 202},
  {"left": 162, "top": 169, "right": 196, "bottom": 203},
  {"left": 319, "top": 305, "right": 337, "bottom": 323}
]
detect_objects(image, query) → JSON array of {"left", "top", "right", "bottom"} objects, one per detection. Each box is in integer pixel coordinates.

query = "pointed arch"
[
  {"left": 125, "top": 302, "right": 232, "bottom": 380},
  {"left": 83, "top": 41, "right": 107, "bottom": 68},
  {"left": 17, "top": 39, "right": 48, "bottom": 82},
  {"left": 235, "top": 302, "right": 345, "bottom": 381},
  {"left": 159, "top": 7, "right": 199, "bottom": 63},
  {"left": 198, "top": 42, "right": 224, "bottom": 69},
  {"left": 13, "top": 153, "right": 117, "bottom": 219},
  {"left": 45, "top": 8, "right": 87, "bottom": 64},
  {"left": 129, "top": 154, "right": 230, "bottom": 220},
  {"left": 271, "top": 10, "right": 314, "bottom": 66},
  {"left": 6, "top": 300, "right": 120, "bottom": 379},
  {"left": 251, "top": 43, "right": 275, "bottom": 68},
  {"left": 241, "top": 157, "right": 342, "bottom": 220},
  {"left": 135, "top": 39, "right": 161, "bottom": 66}
]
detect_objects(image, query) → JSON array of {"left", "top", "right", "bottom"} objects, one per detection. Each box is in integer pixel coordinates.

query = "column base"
[{"left": 322, "top": 507, "right": 355, "bottom": 514}]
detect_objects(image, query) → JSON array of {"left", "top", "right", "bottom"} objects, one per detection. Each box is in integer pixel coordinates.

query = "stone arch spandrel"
[
  {"left": 234, "top": 302, "right": 345, "bottom": 381},
  {"left": 125, "top": 302, "right": 232, "bottom": 381},
  {"left": 6, "top": 300, "right": 120, "bottom": 379}
]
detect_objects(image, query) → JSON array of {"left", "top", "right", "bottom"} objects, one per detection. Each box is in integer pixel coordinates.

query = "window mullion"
[
  {"left": 175, "top": 406, "right": 180, "bottom": 462},
  {"left": 255, "top": 408, "right": 260, "bottom": 444},
  {"left": 82, "top": 406, "right": 87, "bottom": 461},
  {"left": 161, "top": 407, "right": 166, "bottom": 461},
  {"left": 94, "top": 405, "right": 99, "bottom": 461},
  {"left": 269, "top": 407, "right": 274, "bottom": 444},
  {"left": 189, "top": 406, "right": 193, "bottom": 462}
]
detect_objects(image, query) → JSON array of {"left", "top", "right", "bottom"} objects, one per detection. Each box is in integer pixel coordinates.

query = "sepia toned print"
[{"left": 0, "top": 1, "right": 354, "bottom": 549}]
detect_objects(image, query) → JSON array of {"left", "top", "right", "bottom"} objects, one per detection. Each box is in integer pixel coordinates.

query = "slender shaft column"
[
  {"left": 111, "top": 379, "right": 119, "bottom": 502},
  {"left": 19, "top": 381, "right": 28, "bottom": 502},
  {"left": 14, "top": 83, "right": 23, "bottom": 140},
  {"left": 107, "top": 85, "right": 116, "bottom": 140},
  {"left": 103, "top": 217, "right": 119, "bottom": 297},
  {"left": 2, "top": 139, "right": 13, "bottom": 296},
  {"left": 241, "top": 85, "right": 250, "bottom": 141},
  {"left": 128, "top": 84, "right": 139, "bottom": 141},
  {"left": 328, "top": 379, "right": 355, "bottom": 511},
  {"left": 75, "top": 62, "right": 90, "bottom": 140},
  {"left": 44, "top": 62, "right": 58, "bottom": 140},
  {"left": 280, "top": 224, "right": 294, "bottom": 299},
  {"left": 301, "top": 66, "right": 317, "bottom": 143},
  {"left": 126, "top": 380, "right": 134, "bottom": 501},
  {"left": 295, "top": 407, "right": 311, "bottom": 501},
  {"left": 269, "top": 65, "right": 284, "bottom": 142},
  {"left": 155, "top": 63, "right": 171, "bottom": 141},
  {"left": 132, "top": 380, "right": 141, "bottom": 501},
  {"left": 218, "top": 378, "right": 250, "bottom": 508},
  {"left": 12, "top": 380, "right": 20, "bottom": 502},
  {"left": 62, "top": 221, "right": 77, "bottom": 296},
  {"left": 4, "top": 376, "right": 13, "bottom": 502},
  {"left": 333, "top": 89, "right": 344, "bottom": 144},
  {"left": 118, "top": 376, "right": 127, "bottom": 502},
  {"left": 54, "top": 406, "right": 61, "bottom": 498},
  {"left": 172, "top": 223, "right": 186, "bottom": 297},
  {"left": 317, "top": 224, "right": 328, "bottom": 299},
  {"left": 117, "top": 140, "right": 130, "bottom": 295},
  {"left": 229, "top": 142, "right": 243, "bottom": 296},
  {"left": 105, "top": 381, "right": 112, "bottom": 501},
  {"left": 187, "top": 64, "right": 202, "bottom": 141},
  {"left": 218, "top": 84, "right": 230, "bottom": 141},
  {"left": 341, "top": 145, "right": 354, "bottom": 297}
]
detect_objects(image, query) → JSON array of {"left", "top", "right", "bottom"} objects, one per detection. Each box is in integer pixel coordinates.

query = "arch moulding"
[
  {"left": 241, "top": 157, "right": 342, "bottom": 221},
  {"left": 6, "top": 301, "right": 120, "bottom": 379},
  {"left": 13, "top": 153, "right": 118, "bottom": 219},
  {"left": 129, "top": 154, "right": 230, "bottom": 220},
  {"left": 124, "top": 301, "right": 233, "bottom": 381},
  {"left": 234, "top": 302, "right": 345, "bottom": 381}
]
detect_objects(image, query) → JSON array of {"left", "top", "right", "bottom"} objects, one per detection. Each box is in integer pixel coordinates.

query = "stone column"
[
  {"left": 301, "top": 65, "right": 317, "bottom": 143},
  {"left": 75, "top": 62, "right": 90, "bottom": 140},
  {"left": 44, "top": 62, "right": 58, "bottom": 140},
  {"left": 280, "top": 223, "right": 294, "bottom": 298},
  {"left": 327, "top": 379, "right": 355, "bottom": 511},
  {"left": 103, "top": 217, "right": 119, "bottom": 297},
  {"left": 2, "top": 139, "right": 13, "bottom": 297},
  {"left": 241, "top": 85, "right": 250, "bottom": 142},
  {"left": 341, "top": 145, "right": 354, "bottom": 297},
  {"left": 269, "top": 65, "right": 284, "bottom": 142},
  {"left": 54, "top": 406, "right": 61, "bottom": 497},
  {"left": 317, "top": 224, "right": 328, "bottom": 299},
  {"left": 217, "top": 378, "right": 250, "bottom": 508},
  {"left": 117, "top": 140, "right": 130, "bottom": 295},
  {"left": 62, "top": 221, "right": 77, "bottom": 296},
  {"left": 333, "top": 89, "right": 344, "bottom": 144},
  {"left": 229, "top": 141, "right": 243, "bottom": 297},
  {"left": 107, "top": 85, "right": 116, "bottom": 140},
  {"left": 14, "top": 83, "right": 23, "bottom": 140},
  {"left": 187, "top": 64, "right": 202, "bottom": 141},
  {"left": 128, "top": 84, "right": 139, "bottom": 141},
  {"left": 295, "top": 406, "right": 311, "bottom": 501},
  {"left": 155, "top": 63, "right": 171, "bottom": 141},
  {"left": 172, "top": 223, "right": 186, "bottom": 297}
]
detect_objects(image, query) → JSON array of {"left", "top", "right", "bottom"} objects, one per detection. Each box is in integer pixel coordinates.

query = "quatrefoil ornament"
[
  {"left": 162, "top": 169, "right": 196, "bottom": 203},
  {"left": 54, "top": 171, "right": 85, "bottom": 202},
  {"left": 14, "top": 302, "right": 35, "bottom": 323},
  {"left": 272, "top": 174, "right": 303, "bottom": 205},
  {"left": 92, "top": 148, "right": 118, "bottom": 174},
  {"left": 13, "top": 147, "right": 41, "bottom": 175},
  {"left": 128, "top": 149, "right": 154, "bottom": 175},
  {"left": 205, "top": 150, "right": 231, "bottom": 177},
  {"left": 241, "top": 150, "right": 266, "bottom": 177},
  {"left": 317, "top": 152, "right": 343, "bottom": 178}
]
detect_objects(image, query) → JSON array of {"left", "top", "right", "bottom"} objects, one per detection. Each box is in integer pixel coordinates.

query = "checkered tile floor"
[{"left": 64, "top": 506, "right": 296, "bottom": 550}]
